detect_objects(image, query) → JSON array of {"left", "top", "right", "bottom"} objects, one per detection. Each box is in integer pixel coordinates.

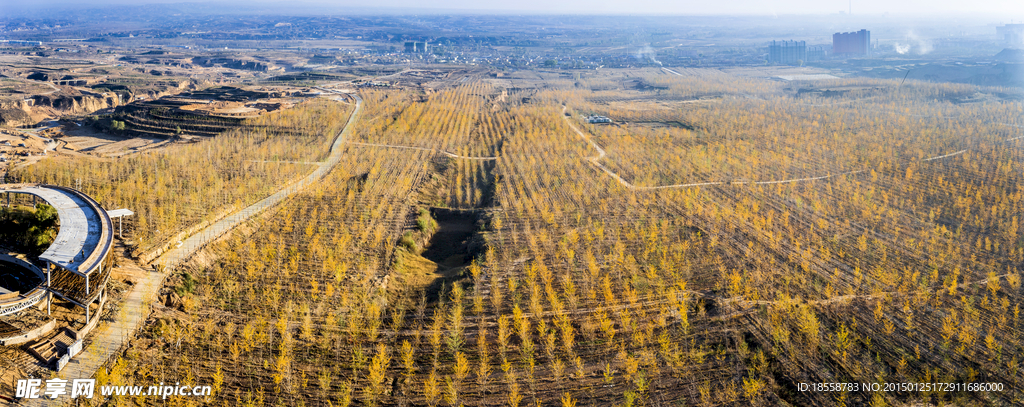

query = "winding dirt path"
[
  {"left": 561, "top": 104, "right": 1022, "bottom": 190},
  {"left": 561, "top": 105, "right": 867, "bottom": 189},
  {"left": 345, "top": 140, "right": 499, "bottom": 160},
  {"left": 49, "top": 93, "right": 363, "bottom": 392}
]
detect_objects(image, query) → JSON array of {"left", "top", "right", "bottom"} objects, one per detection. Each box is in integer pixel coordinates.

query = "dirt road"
[{"left": 47, "top": 94, "right": 363, "bottom": 396}]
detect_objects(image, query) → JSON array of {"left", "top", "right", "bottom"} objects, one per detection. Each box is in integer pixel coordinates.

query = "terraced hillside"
[{"left": 86, "top": 70, "right": 1024, "bottom": 406}]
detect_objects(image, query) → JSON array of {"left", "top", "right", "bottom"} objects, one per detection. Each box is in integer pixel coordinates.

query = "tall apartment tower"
[
  {"left": 403, "top": 41, "right": 430, "bottom": 53},
  {"left": 997, "top": 24, "right": 1024, "bottom": 47},
  {"left": 768, "top": 40, "right": 807, "bottom": 65},
  {"left": 833, "top": 29, "right": 870, "bottom": 56}
]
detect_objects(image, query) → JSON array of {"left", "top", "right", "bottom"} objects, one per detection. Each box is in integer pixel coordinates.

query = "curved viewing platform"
[
  {"left": 0, "top": 184, "right": 114, "bottom": 319},
  {"left": 1, "top": 184, "right": 113, "bottom": 277},
  {"left": 0, "top": 255, "right": 45, "bottom": 317}
]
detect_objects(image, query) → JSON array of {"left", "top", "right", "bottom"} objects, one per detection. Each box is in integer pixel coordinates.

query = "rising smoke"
[
  {"left": 904, "top": 30, "right": 934, "bottom": 54},
  {"left": 635, "top": 45, "right": 663, "bottom": 66}
]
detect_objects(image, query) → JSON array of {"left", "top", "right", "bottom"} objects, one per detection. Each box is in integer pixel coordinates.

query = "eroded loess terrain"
[
  {"left": 10, "top": 98, "right": 354, "bottom": 258},
  {"left": 91, "top": 69, "right": 1024, "bottom": 406}
]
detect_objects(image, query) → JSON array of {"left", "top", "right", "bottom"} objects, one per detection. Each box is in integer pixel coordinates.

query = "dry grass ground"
[{"left": 47, "top": 69, "right": 1024, "bottom": 406}]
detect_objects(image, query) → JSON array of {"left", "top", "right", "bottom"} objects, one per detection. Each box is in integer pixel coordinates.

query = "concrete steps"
[{"left": 25, "top": 339, "right": 56, "bottom": 365}]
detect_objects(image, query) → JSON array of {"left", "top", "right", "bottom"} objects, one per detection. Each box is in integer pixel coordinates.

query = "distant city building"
[
  {"left": 0, "top": 40, "right": 43, "bottom": 46},
  {"left": 997, "top": 24, "right": 1024, "bottom": 48},
  {"left": 806, "top": 46, "right": 827, "bottom": 61},
  {"left": 833, "top": 29, "right": 870, "bottom": 56},
  {"left": 404, "top": 41, "right": 429, "bottom": 53},
  {"left": 768, "top": 40, "right": 806, "bottom": 65}
]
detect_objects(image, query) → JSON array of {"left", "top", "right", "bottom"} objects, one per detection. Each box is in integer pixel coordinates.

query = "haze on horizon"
[{"left": 5, "top": 0, "right": 1024, "bottom": 17}]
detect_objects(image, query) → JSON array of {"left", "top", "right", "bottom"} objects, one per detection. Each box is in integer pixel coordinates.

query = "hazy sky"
[{"left": 12, "top": 0, "right": 1024, "bottom": 16}]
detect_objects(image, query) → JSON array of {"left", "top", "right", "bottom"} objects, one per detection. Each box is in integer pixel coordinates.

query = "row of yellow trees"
[
  {"left": 98, "top": 71, "right": 1024, "bottom": 406},
  {"left": 11, "top": 99, "right": 353, "bottom": 255}
]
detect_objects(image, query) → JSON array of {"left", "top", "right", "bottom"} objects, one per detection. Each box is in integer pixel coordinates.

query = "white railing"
[{"left": 0, "top": 288, "right": 47, "bottom": 317}]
